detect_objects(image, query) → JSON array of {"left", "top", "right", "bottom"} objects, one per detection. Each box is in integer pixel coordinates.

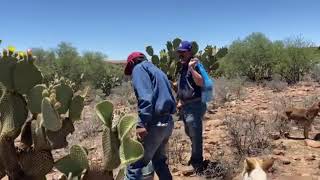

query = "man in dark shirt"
[
  {"left": 176, "top": 41, "right": 207, "bottom": 173},
  {"left": 124, "top": 52, "right": 176, "bottom": 180}
]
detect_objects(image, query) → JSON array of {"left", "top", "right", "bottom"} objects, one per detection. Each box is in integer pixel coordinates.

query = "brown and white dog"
[{"left": 242, "top": 157, "right": 274, "bottom": 180}]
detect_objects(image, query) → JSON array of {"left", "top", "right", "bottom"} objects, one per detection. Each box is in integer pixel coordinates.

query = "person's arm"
[
  {"left": 189, "top": 58, "right": 204, "bottom": 87},
  {"left": 132, "top": 65, "right": 153, "bottom": 128}
]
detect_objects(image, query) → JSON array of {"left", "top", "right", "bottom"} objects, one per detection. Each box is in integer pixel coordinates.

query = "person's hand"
[
  {"left": 136, "top": 127, "right": 148, "bottom": 141},
  {"left": 177, "top": 100, "right": 183, "bottom": 110},
  {"left": 188, "top": 58, "right": 199, "bottom": 69}
]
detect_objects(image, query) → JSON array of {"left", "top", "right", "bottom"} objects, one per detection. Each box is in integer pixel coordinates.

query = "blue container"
[{"left": 196, "top": 62, "right": 214, "bottom": 103}]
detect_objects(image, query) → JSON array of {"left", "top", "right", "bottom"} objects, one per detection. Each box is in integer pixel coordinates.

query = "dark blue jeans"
[
  {"left": 181, "top": 101, "right": 207, "bottom": 169},
  {"left": 125, "top": 119, "right": 174, "bottom": 180}
]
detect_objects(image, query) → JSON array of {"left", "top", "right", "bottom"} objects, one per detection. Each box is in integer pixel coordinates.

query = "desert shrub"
[
  {"left": 264, "top": 74, "right": 288, "bottom": 92},
  {"left": 310, "top": 64, "right": 320, "bottom": 82},
  {"left": 273, "top": 37, "right": 316, "bottom": 84},
  {"left": 214, "top": 77, "right": 246, "bottom": 104},
  {"left": 224, "top": 112, "right": 271, "bottom": 161},
  {"left": 167, "top": 130, "right": 187, "bottom": 165}
]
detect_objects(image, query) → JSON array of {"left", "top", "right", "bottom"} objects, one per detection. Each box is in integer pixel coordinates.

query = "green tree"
[
  {"left": 273, "top": 36, "right": 316, "bottom": 84},
  {"left": 219, "top": 32, "right": 274, "bottom": 81}
]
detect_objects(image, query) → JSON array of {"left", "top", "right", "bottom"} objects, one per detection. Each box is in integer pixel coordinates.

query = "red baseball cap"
[{"left": 124, "top": 52, "right": 145, "bottom": 75}]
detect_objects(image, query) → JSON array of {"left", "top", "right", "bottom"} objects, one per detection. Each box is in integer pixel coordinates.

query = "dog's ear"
[
  {"left": 245, "top": 158, "right": 256, "bottom": 172},
  {"left": 261, "top": 159, "right": 274, "bottom": 172}
]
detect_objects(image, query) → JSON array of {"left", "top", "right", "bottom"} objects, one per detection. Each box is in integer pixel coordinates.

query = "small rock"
[
  {"left": 282, "top": 160, "right": 291, "bottom": 165},
  {"left": 294, "top": 157, "right": 301, "bottom": 161},
  {"left": 306, "top": 155, "right": 316, "bottom": 161},
  {"left": 273, "top": 150, "right": 285, "bottom": 156},
  {"left": 208, "top": 141, "right": 218, "bottom": 145},
  {"left": 270, "top": 134, "right": 281, "bottom": 140}
]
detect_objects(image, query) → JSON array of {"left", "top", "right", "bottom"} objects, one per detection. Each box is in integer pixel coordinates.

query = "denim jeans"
[
  {"left": 181, "top": 100, "right": 207, "bottom": 169},
  {"left": 125, "top": 118, "right": 174, "bottom": 180}
]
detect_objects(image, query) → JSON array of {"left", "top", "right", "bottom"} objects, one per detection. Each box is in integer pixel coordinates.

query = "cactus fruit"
[
  {"left": 55, "top": 145, "right": 89, "bottom": 178},
  {"left": 41, "top": 97, "right": 62, "bottom": 131}
]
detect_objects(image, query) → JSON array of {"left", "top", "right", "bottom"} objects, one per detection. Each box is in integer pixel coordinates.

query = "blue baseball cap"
[{"left": 177, "top": 41, "right": 192, "bottom": 52}]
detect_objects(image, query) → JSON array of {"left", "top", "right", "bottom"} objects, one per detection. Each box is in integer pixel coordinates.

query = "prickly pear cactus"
[
  {"left": 146, "top": 38, "right": 197, "bottom": 81},
  {"left": 0, "top": 43, "right": 87, "bottom": 179},
  {"left": 55, "top": 145, "right": 89, "bottom": 178},
  {"left": 95, "top": 100, "right": 144, "bottom": 172},
  {"left": 146, "top": 38, "right": 221, "bottom": 79}
]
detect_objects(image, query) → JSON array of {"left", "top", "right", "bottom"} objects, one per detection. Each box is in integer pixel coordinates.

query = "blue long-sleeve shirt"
[{"left": 132, "top": 60, "right": 176, "bottom": 128}]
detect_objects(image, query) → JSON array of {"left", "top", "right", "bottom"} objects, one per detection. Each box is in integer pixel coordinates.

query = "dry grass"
[
  {"left": 264, "top": 79, "right": 288, "bottom": 92},
  {"left": 214, "top": 77, "right": 246, "bottom": 105},
  {"left": 167, "top": 130, "right": 188, "bottom": 166}
]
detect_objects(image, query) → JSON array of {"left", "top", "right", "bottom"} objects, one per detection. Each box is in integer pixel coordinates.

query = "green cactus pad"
[
  {"left": 191, "top": 41, "right": 199, "bottom": 55},
  {"left": 146, "top": 46, "right": 154, "bottom": 56},
  {"left": 0, "top": 162, "right": 5, "bottom": 179},
  {"left": 0, "top": 137, "right": 22, "bottom": 177},
  {"left": 46, "top": 118, "right": 75, "bottom": 149},
  {"left": 166, "top": 41, "right": 173, "bottom": 51},
  {"left": 117, "top": 115, "right": 137, "bottom": 140},
  {"left": 151, "top": 55, "right": 160, "bottom": 65},
  {"left": 95, "top": 100, "right": 113, "bottom": 128},
  {"left": 19, "top": 150, "right": 54, "bottom": 177},
  {"left": 119, "top": 136, "right": 144, "bottom": 167},
  {"left": 69, "top": 95, "right": 84, "bottom": 122},
  {"left": 102, "top": 127, "right": 120, "bottom": 170},
  {"left": 20, "top": 119, "right": 33, "bottom": 147},
  {"left": 0, "top": 59, "right": 16, "bottom": 90},
  {"left": 31, "top": 117, "right": 51, "bottom": 150},
  {"left": 54, "top": 83, "right": 74, "bottom": 114},
  {"left": 27, "top": 84, "right": 46, "bottom": 114},
  {"left": 13, "top": 60, "right": 43, "bottom": 94},
  {"left": 0, "top": 93, "right": 28, "bottom": 138},
  {"left": 41, "top": 97, "right": 62, "bottom": 131},
  {"left": 55, "top": 145, "right": 89, "bottom": 177},
  {"left": 172, "top": 38, "right": 182, "bottom": 49}
]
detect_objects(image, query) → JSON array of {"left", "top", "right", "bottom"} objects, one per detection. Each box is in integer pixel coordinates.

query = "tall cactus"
[{"left": 0, "top": 43, "right": 87, "bottom": 179}]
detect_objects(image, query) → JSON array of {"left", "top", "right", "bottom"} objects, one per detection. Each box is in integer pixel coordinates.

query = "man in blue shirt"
[
  {"left": 176, "top": 41, "right": 207, "bottom": 174},
  {"left": 124, "top": 52, "right": 176, "bottom": 180}
]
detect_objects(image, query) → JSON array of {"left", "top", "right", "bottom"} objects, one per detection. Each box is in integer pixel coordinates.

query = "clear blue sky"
[{"left": 1, "top": 0, "right": 319, "bottom": 60}]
